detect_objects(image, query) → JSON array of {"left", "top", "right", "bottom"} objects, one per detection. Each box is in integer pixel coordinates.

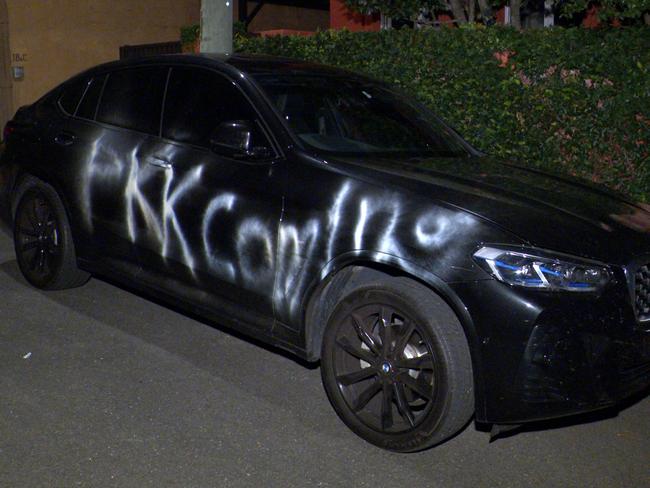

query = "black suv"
[{"left": 1, "top": 54, "right": 649, "bottom": 452}]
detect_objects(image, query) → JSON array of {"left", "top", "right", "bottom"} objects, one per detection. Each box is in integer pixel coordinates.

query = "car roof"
[
  {"left": 76, "top": 53, "right": 359, "bottom": 80},
  {"left": 226, "top": 53, "right": 356, "bottom": 78}
]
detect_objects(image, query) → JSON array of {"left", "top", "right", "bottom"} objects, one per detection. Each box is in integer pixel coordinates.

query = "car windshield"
[{"left": 253, "top": 74, "right": 471, "bottom": 158}]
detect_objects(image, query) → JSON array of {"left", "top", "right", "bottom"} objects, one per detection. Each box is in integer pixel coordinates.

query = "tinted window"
[
  {"left": 162, "top": 67, "right": 264, "bottom": 148},
  {"left": 59, "top": 79, "right": 89, "bottom": 115},
  {"left": 76, "top": 75, "right": 106, "bottom": 120},
  {"left": 255, "top": 74, "right": 469, "bottom": 158},
  {"left": 97, "top": 67, "right": 168, "bottom": 135}
]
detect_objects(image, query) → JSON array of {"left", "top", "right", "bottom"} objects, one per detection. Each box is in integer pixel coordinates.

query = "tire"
[
  {"left": 12, "top": 177, "right": 90, "bottom": 290},
  {"left": 320, "top": 276, "right": 474, "bottom": 452}
]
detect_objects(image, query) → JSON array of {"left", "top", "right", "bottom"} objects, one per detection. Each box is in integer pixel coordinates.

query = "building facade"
[
  {"left": 235, "top": 0, "right": 330, "bottom": 32},
  {"left": 0, "top": 1, "right": 10, "bottom": 137},
  {"left": 0, "top": 0, "right": 201, "bottom": 131}
]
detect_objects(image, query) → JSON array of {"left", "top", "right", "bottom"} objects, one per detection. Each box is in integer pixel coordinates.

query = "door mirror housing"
[{"left": 210, "top": 120, "right": 273, "bottom": 160}]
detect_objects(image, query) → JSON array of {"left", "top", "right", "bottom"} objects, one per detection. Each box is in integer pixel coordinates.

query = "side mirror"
[{"left": 210, "top": 120, "right": 273, "bottom": 160}]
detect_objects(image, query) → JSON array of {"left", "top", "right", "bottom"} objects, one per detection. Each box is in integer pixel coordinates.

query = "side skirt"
[{"left": 78, "top": 258, "right": 311, "bottom": 362}]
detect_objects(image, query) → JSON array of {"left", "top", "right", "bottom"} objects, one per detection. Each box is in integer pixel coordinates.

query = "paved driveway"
[{"left": 0, "top": 226, "right": 648, "bottom": 488}]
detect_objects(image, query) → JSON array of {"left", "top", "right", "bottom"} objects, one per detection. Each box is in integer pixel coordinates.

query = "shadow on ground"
[{"left": 0, "top": 256, "right": 328, "bottom": 435}]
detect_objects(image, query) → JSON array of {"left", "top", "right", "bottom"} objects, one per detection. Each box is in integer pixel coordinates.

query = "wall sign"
[
  {"left": 12, "top": 53, "right": 27, "bottom": 63},
  {"left": 11, "top": 51, "right": 27, "bottom": 80}
]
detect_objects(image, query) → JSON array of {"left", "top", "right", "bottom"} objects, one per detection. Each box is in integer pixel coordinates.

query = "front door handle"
[
  {"left": 148, "top": 156, "right": 172, "bottom": 170},
  {"left": 54, "top": 132, "right": 76, "bottom": 146}
]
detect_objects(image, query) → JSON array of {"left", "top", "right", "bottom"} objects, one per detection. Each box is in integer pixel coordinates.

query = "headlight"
[{"left": 473, "top": 246, "right": 611, "bottom": 292}]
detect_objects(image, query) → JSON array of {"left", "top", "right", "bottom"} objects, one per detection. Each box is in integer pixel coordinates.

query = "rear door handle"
[
  {"left": 148, "top": 156, "right": 172, "bottom": 170},
  {"left": 54, "top": 132, "right": 76, "bottom": 146}
]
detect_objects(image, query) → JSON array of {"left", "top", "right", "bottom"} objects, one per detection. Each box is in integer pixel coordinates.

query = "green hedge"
[{"left": 236, "top": 27, "right": 650, "bottom": 202}]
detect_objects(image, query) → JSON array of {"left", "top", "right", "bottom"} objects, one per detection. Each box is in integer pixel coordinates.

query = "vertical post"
[
  {"left": 201, "top": 0, "right": 233, "bottom": 54},
  {"left": 509, "top": 0, "right": 521, "bottom": 29},
  {"left": 504, "top": 5, "right": 511, "bottom": 25},
  {"left": 544, "top": 0, "right": 555, "bottom": 27},
  {"left": 380, "top": 13, "right": 392, "bottom": 30}
]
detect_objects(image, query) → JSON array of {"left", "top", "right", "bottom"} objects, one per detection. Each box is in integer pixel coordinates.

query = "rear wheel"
[
  {"left": 13, "top": 178, "right": 90, "bottom": 290},
  {"left": 321, "top": 277, "right": 474, "bottom": 452}
]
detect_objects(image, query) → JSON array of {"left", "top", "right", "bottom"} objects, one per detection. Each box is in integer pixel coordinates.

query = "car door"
[
  {"left": 44, "top": 67, "right": 169, "bottom": 276},
  {"left": 44, "top": 74, "right": 112, "bottom": 263},
  {"left": 132, "top": 65, "right": 285, "bottom": 325}
]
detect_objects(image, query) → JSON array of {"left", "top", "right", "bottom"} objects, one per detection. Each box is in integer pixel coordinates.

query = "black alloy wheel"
[
  {"left": 321, "top": 278, "right": 474, "bottom": 452},
  {"left": 330, "top": 304, "right": 439, "bottom": 433},
  {"left": 14, "top": 189, "right": 64, "bottom": 288},
  {"left": 13, "top": 178, "right": 90, "bottom": 290}
]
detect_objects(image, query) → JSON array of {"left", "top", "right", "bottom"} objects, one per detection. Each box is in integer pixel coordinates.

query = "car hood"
[{"left": 329, "top": 154, "right": 650, "bottom": 265}]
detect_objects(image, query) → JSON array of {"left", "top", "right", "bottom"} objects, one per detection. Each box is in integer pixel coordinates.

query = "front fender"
[{"left": 301, "top": 249, "right": 488, "bottom": 420}]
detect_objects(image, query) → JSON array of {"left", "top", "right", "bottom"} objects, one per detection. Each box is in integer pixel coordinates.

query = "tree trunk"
[
  {"left": 644, "top": 12, "right": 650, "bottom": 26},
  {"left": 510, "top": 0, "right": 522, "bottom": 29},
  {"left": 468, "top": 0, "right": 475, "bottom": 22},
  {"left": 449, "top": 0, "right": 468, "bottom": 24},
  {"left": 476, "top": 0, "right": 493, "bottom": 22}
]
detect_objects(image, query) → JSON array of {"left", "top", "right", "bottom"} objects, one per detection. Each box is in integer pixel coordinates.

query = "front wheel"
[{"left": 320, "top": 277, "right": 474, "bottom": 452}]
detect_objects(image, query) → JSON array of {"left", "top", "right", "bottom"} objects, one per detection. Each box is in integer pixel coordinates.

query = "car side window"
[
  {"left": 58, "top": 78, "right": 90, "bottom": 116},
  {"left": 96, "top": 67, "right": 168, "bottom": 135},
  {"left": 76, "top": 75, "right": 106, "bottom": 121},
  {"left": 162, "top": 67, "right": 270, "bottom": 152}
]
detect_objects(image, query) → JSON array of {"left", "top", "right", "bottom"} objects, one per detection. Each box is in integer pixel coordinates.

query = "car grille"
[{"left": 634, "top": 264, "right": 650, "bottom": 322}]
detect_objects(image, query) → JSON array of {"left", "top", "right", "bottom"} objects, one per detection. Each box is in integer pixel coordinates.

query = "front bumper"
[{"left": 452, "top": 273, "right": 650, "bottom": 424}]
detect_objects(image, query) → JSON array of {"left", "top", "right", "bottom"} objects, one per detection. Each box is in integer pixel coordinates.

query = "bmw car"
[{"left": 1, "top": 54, "right": 649, "bottom": 452}]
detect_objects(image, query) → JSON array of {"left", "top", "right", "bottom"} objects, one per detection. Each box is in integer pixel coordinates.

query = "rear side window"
[
  {"left": 76, "top": 75, "right": 106, "bottom": 120},
  {"left": 58, "top": 79, "right": 89, "bottom": 115},
  {"left": 162, "top": 67, "right": 261, "bottom": 147},
  {"left": 96, "top": 67, "right": 168, "bottom": 135}
]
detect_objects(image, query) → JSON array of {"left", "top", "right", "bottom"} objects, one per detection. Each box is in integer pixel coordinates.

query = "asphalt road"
[{"left": 0, "top": 225, "right": 648, "bottom": 488}]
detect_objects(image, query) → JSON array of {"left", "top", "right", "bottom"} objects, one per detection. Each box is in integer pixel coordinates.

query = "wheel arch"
[
  {"left": 10, "top": 170, "right": 79, "bottom": 239},
  {"left": 302, "top": 251, "right": 487, "bottom": 420}
]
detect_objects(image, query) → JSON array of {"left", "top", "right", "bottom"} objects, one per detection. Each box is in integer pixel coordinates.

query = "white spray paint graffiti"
[
  {"left": 273, "top": 218, "right": 321, "bottom": 319},
  {"left": 160, "top": 164, "right": 203, "bottom": 272},
  {"left": 124, "top": 150, "right": 163, "bottom": 244},
  {"left": 236, "top": 216, "right": 276, "bottom": 292},
  {"left": 415, "top": 212, "right": 476, "bottom": 248},
  {"left": 81, "top": 145, "right": 478, "bottom": 323},
  {"left": 201, "top": 193, "right": 237, "bottom": 281}
]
